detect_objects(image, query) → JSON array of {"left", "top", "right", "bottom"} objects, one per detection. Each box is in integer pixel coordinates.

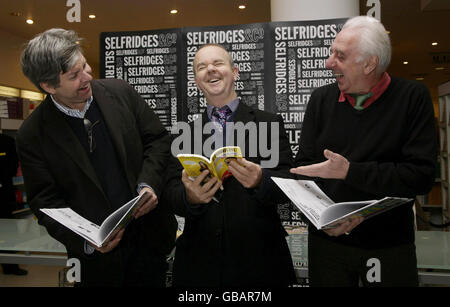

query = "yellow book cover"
[{"left": 177, "top": 146, "right": 243, "bottom": 182}]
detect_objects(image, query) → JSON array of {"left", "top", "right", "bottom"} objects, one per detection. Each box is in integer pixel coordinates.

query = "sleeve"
[
  {"left": 344, "top": 85, "right": 438, "bottom": 198},
  {"left": 16, "top": 132, "right": 87, "bottom": 257},
  {"left": 123, "top": 81, "right": 172, "bottom": 197}
]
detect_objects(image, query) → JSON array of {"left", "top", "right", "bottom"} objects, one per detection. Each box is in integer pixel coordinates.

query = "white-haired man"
[{"left": 291, "top": 16, "right": 437, "bottom": 286}]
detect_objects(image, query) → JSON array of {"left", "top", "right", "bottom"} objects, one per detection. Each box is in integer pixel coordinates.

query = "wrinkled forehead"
[
  {"left": 194, "top": 46, "right": 231, "bottom": 68},
  {"left": 331, "top": 28, "right": 360, "bottom": 53}
]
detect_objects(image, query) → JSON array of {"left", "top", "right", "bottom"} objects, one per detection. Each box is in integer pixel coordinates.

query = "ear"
[
  {"left": 364, "top": 56, "right": 378, "bottom": 75},
  {"left": 233, "top": 65, "right": 239, "bottom": 81},
  {"left": 39, "top": 82, "right": 56, "bottom": 95}
]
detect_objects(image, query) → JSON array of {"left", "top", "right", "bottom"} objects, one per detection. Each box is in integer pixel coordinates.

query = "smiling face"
[
  {"left": 193, "top": 45, "right": 238, "bottom": 107},
  {"left": 326, "top": 28, "right": 372, "bottom": 94},
  {"left": 40, "top": 53, "right": 93, "bottom": 109}
]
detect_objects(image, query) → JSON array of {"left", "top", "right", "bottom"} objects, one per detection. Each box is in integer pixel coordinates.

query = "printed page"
[
  {"left": 319, "top": 200, "right": 373, "bottom": 228},
  {"left": 212, "top": 146, "right": 242, "bottom": 181},
  {"left": 40, "top": 208, "right": 101, "bottom": 245},
  {"left": 177, "top": 154, "right": 215, "bottom": 179},
  {"left": 98, "top": 192, "right": 148, "bottom": 245},
  {"left": 271, "top": 177, "right": 335, "bottom": 228}
]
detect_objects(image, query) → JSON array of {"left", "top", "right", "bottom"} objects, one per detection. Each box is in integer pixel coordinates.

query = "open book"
[
  {"left": 271, "top": 177, "right": 412, "bottom": 230},
  {"left": 177, "top": 146, "right": 242, "bottom": 182},
  {"left": 40, "top": 192, "right": 150, "bottom": 248}
]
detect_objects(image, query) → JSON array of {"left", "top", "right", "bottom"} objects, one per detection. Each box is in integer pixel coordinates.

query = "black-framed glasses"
[{"left": 83, "top": 118, "right": 99, "bottom": 153}]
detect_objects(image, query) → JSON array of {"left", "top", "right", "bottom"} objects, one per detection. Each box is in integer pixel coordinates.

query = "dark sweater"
[
  {"left": 62, "top": 100, "right": 132, "bottom": 211},
  {"left": 294, "top": 76, "right": 437, "bottom": 248}
]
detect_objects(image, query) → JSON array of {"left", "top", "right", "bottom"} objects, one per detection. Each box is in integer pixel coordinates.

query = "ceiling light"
[
  {"left": 88, "top": 14, "right": 96, "bottom": 19},
  {"left": 239, "top": 5, "right": 246, "bottom": 9},
  {"left": 432, "top": 42, "right": 438, "bottom": 46},
  {"left": 170, "top": 9, "right": 178, "bottom": 14},
  {"left": 26, "top": 19, "right": 33, "bottom": 24},
  {"left": 403, "top": 61, "right": 408, "bottom": 65}
]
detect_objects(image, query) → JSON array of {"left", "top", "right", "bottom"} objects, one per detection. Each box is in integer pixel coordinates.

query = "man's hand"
[
  {"left": 182, "top": 169, "right": 222, "bottom": 204},
  {"left": 227, "top": 158, "right": 262, "bottom": 189},
  {"left": 133, "top": 187, "right": 158, "bottom": 219},
  {"left": 90, "top": 228, "right": 125, "bottom": 254},
  {"left": 290, "top": 149, "right": 350, "bottom": 179},
  {"left": 323, "top": 216, "right": 364, "bottom": 237}
]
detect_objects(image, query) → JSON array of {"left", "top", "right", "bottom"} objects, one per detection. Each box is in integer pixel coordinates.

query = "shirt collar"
[
  {"left": 51, "top": 95, "right": 93, "bottom": 119},
  {"left": 207, "top": 97, "right": 240, "bottom": 120},
  {"left": 338, "top": 72, "right": 391, "bottom": 109}
]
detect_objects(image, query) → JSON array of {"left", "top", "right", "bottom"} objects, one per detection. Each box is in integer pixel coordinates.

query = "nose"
[
  {"left": 325, "top": 54, "right": 335, "bottom": 70},
  {"left": 83, "top": 64, "right": 93, "bottom": 81},
  {"left": 206, "top": 63, "right": 217, "bottom": 72}
]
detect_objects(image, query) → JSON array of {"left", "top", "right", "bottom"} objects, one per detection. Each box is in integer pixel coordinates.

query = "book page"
[
  {"left": 98, "top": 192, "right": 150, "bottom": 246},
  {"left": 271, "top": 177, "right": 334, "bottom": 228},
  {"left": 40, "top": 208, "right": 101, "bottom": 245},
  {"left": 211, "top": 146, "right": 242, "bottom": 181},
  {"left": 177, "top": 154, "right": 215, "bottom": 179}
]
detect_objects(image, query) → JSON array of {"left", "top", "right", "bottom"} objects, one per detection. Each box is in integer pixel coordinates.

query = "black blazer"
[
  {"left": 16, "top": 79, "right": 177, "bottom": 286},
  {"left": 163, "top": 102, "right": 296, "bottom": 287}
]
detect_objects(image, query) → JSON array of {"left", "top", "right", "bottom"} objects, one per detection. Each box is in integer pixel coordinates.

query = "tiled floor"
[{"left": 0, "top": 265, "right": 65, "bottom": 287}]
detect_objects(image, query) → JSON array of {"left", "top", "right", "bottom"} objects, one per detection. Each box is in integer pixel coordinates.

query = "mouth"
[
  {"left": 208, "top": 78, "right": 220, "bottom": 84},
  {"left": 78, "top": 84, "right": 90, "bottom": 92},
  {"left": 333, "top": 73, "right": 344, "bottom": 79}
]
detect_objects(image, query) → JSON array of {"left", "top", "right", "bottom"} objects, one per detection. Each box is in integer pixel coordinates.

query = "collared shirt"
[
  {"left": 50, "top": 95, "right": 93, "bottom": 118},
  {"left": 206, "top": 98, "right": 240, "bottom": 122},
  {"left": 206, "top": 98, "right": 240, "bottom": 148},
  {"left": 338, "top": 72, "right": 391, "bottom": 109}
]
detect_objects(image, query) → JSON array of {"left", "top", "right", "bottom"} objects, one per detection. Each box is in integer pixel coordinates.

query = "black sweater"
[{"left": 294, "top": 76, "right": 437, "bottom": 248}]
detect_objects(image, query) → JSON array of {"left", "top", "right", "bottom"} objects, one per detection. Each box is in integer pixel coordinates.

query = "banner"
[
  {"left": 267, "top": 19, "right": 346, "bottom": 157},
  {"left": 99, "top": 18, "right": 346, "bottom": 285},
  {"left": 181, "top": 23, "right": 269, "bottom": 123},
  {"left": 100, "top": 28, "right": 183, "bottom": 131}
]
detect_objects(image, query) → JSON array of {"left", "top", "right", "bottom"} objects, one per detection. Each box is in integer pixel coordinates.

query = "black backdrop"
[{"left": 99, "top": 18, "right": 347, "bottom": 280}]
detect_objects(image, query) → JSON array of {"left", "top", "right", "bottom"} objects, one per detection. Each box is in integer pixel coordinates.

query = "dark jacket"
[
  {"left": 163, "top": 102, "right": 296, "bottom": 287},
  {"left": 16, "top": 79, "right": 177, "bottom": 286}
]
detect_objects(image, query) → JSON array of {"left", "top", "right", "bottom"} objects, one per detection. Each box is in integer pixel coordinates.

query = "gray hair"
[
  {"left": 342, "top": 16, "right": 391, "bottom": 74},
  {"left": 21, "top": 28, "right": 83, "bottom": 93}
]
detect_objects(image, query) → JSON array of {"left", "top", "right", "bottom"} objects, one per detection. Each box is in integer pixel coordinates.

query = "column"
[{"left": 271, "top": 0, "right": 360, "bottom": 21}]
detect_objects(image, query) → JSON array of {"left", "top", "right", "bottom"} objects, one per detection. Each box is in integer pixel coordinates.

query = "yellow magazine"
[{"left": 177, "top": 146, "right": 243, "bottom": 182}]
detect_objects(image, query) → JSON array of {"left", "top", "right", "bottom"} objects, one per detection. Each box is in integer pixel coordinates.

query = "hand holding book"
[
  {"left": 181, "top": 169, "right": 222, "bottom": 204},
  {"left": 227, "top": 158, "right": 263, "bottom": 189},
  {"left": 323, "top": 215, "right": 364, "bottom": 237}
]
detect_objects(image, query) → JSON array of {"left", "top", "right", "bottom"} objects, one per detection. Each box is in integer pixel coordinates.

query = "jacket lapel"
[
  {"left": 92, "top": 81, "right": 134, "bottom": 191},
  {"left": 230, "top": 103, "right": 256, "bottom": 158},
  {"left": 91, "top": 81, "right": 128, "bottom": 167}
]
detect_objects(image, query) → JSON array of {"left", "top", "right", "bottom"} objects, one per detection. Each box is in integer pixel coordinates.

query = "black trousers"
[{"left": 308, "top": 233, "right": 419, "bottom": 287}]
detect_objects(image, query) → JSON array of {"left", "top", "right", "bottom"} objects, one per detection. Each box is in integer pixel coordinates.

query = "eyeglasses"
[{"left": 83, "top": 118, "right": 99, "bottom": 153}]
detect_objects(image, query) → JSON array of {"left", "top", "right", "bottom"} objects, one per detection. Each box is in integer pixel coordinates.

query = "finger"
[
  {"left": 200, "top": 175, "right": 218, "bottom": 192},
  {"left": 235, "top": 157, "right": 249, "bottom": 167},
  {"left": 98, "top": 229, "right": 124, "bottom": 253},
  {"left": 204, "top": 179, "right": 222, "bottom": 200},
  {"left": 346, "top": 216, "right": 364, "bottom": 232},
  {"left": 194, "top": 170, "right": 212, "bottom": 185},
  {"left": 289, "top": 164, "right": 320, "bottom": 177},
  {"left": 323, "top": 149, "right": 334, "bottom": 159},
  {"left": 228, "top": 161, "right": 246, "bottom": 177}
]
